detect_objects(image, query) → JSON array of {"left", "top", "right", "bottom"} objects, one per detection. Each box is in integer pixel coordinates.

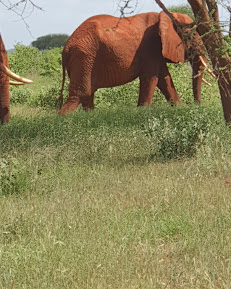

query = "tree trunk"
[
  {"left": 187, "top": 0, "right": 231, "bottom": 123},
  {"left": 227, "top": 6, "right": 231, "bottom": 37},
  {"left": 229, "top": 8, "right": 231, "bottom": 37}
]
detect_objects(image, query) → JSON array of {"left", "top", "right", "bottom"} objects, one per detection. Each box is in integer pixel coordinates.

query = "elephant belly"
[
  {"left": 95, "top": 65, "right": 138, "bottom": 89},
  {"left": 92, "top": 51, "right": 140, "bottom": 89}
]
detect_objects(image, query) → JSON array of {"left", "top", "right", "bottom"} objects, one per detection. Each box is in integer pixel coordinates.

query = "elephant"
[
  {"left": 57, "top": 11, "right": 215, "bottom": 114},
  {"left": 0, "top": 34, "right": 33, "bottom": 124}
]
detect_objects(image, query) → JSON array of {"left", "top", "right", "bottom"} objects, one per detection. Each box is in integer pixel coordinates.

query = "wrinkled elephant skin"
[
  {"left": 0, "top": 35, "right": 10, "bottom": 124},
  {"left": 0, "top": 35, "right": 33, "bottom": 124},
  {"left": 58, "top": 12, "right": 207, "bottom": 114}
]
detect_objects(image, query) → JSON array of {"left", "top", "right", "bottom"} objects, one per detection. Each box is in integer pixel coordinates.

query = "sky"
[{"left": 1, "top": 0, "right": 230, "bottom": 50}]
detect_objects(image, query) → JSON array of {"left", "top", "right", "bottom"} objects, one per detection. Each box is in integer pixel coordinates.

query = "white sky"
[{"left": 1, "top": 0, "right": 230, "bottom": 50}]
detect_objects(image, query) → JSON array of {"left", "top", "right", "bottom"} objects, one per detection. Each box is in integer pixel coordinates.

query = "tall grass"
[{"left": 0, "top": 46, "right": 231, "bottom": 288}]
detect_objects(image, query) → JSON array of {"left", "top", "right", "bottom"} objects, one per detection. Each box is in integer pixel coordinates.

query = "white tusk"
[
  {"left": 199, "top": 56, "right": 207, "bottom": 68},
  {"left": 207, "top": 68, "right": 216, "bottom": 79},
  {"left": 9, "top": 80, "right": 25, "bottom": 85},
  {"left": 0, "top": 62, "right": 33, "bottom": 84},
  {"left": 199, "top": 56, "right": 216, "bottom": 79},
  {"left": 202, "top": 78, "right": 212, "bottom": 86}
]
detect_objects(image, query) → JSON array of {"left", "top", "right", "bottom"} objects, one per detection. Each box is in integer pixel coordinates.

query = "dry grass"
[{"left": 0, "top": 104, "right": 231, "bottom": 288}]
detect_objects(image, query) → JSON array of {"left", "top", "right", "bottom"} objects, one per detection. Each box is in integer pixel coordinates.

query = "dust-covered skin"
[{"left": 58, "top": 12, "right": 208, "bottom": 114}]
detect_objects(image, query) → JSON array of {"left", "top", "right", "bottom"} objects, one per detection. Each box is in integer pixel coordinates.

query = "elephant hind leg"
[
  {"left": 58, "top": 79, "right": 94, "bottom": 115},
  {"left": 58, "top": 96, "right": 80, "bottom": 115},
  {"left": 59, "top": 55, "right": 95, "bottom": 115},
  {"left": 138, "top": 76, "right": 158, "bottom": 106}
]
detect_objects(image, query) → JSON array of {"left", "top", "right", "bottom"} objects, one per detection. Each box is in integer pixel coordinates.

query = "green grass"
[
  {"left": 1, "top": 46, "right": 231, "bottom": 287},
  {"left": 0, "top": 102, "right": 231, "bottom": 288},
  {"left": 1, "top": 158, "right": 231, "bottom": 288}
]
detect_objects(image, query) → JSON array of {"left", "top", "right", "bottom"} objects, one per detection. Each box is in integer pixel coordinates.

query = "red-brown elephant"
[
  {"left": 0, "top": 35, "right": 33, "bottom": 124},
  {"left": 58, "top": 11, "right": 214, "bottom": 114}
]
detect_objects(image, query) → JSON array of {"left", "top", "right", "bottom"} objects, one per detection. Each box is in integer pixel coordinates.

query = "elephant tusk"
[
  {"left": 9, "top": 80, "right": 25, "bottom": 85},
  {"left": 202, "top": 78, "right": 212, "bottom": 86},
  {"left": 199, "top": 55, "right": 207, "bottom": 68},
  {"left": 207, "top": 68, "right": 216, "bottom": 79},
  {"left": 0, "top": 62, "right": 33, "bottom": 84},
  {"left": 199, "top": 56, "right": 216, "bottom": 79}
]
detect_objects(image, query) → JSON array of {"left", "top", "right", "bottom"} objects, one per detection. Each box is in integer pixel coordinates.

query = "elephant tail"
[{"left": 57, "top": 65, "right": 66, "bottom": 110}]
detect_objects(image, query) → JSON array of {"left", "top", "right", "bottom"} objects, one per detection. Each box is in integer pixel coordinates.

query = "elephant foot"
[
  {"left": 80, "top": 94, "right": 94, "bottom": 110},
  {"left": 58, "top": 99, "right": 80, "bottom": 115},
  {"left": 137, "top": 101, "right": 151, "bottom": 107}
]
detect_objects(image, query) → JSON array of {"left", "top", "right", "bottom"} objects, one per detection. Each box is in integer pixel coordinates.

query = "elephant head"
[
  {"left": 158, "top": 11, "right": 215, "bottom": 103},
  {"left": 0, "top": 35, "right": 33, "bottom": 124}
]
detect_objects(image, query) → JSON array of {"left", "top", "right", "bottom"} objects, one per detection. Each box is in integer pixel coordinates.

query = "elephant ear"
[{"left": 158, "top": 11, "right": 193, "bottom": 63}]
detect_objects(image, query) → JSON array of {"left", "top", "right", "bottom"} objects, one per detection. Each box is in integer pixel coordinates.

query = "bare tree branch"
[
  {"left": 0, "top": 0, "right": 43, "bottom": 21},
  {"left": 0, "top": 0, "right": 43, "bottom": 36},
  {"left": 118, "top": 0, "right": 138, "bottom": 17}
]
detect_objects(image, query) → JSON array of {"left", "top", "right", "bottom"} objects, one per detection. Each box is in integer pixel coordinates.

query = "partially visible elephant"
[
  {"left": 0, "top": 34, "right": 33, "bottom": 124},
  {"left": 58, "top": 11, "right": 214, "bottom": 114}
]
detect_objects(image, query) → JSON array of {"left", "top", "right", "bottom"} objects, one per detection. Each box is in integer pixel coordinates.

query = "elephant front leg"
[
  {"left": 80, "top": 94, "right": 94, "bottom": 111},
  {"left": 138, "top": 76, "right": 159, "bottom": 106},
  {"left": 157, "top": 63, "right": 181, "bottom": 105}
]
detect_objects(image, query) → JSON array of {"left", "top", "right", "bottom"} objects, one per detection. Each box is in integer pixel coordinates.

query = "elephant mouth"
[{"left": 0, "top": 62, "right": 33, "bottom": 84}]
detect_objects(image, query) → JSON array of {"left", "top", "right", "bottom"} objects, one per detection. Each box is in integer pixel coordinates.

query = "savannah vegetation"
[
  {"left": 0, "top": 41, "right": 231, "bottom": 288},
  {"left": 31, "top": 34, "right": 69, "bottom": 51},
  {"left": 1, "top": 1, "right": 231, "bottom": 287}
]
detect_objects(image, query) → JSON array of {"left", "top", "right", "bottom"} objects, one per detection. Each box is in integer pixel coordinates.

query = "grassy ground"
[{"left": 0, "top": 102, "right": 231, "bottom": 288}]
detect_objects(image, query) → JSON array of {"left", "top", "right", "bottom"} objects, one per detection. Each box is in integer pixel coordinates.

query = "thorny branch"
[
  {"left": 0, "top": 0, "right": 43, "bottom": 34},
  {"left": 118, "top": 0, "right": 139, "bottom": 17}
]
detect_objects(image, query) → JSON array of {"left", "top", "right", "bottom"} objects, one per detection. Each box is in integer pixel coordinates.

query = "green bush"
[
  {"left": 33, "top": 81, "right": 62, "bottom": 108},
  {"left": 168, "top": 4, "right": 194, "bottom": 19},
  {"left": 8, "top": 45, "right": 42, "bottom": 75},
  {"left": 40, "top": 48, "right": 62, "bottom": 76},
  {"left": 142, "top": 106, "right": 213, "bottom": 160},
  {"left": 10, "top": 87, "right": 33, "bottom": 105},
  {"left": 8, "top": 45, "right": 63, "bottom": 78},
  {"left": 95, "top": 79, "right": 139, "bottom": 108},
  {"left": 0, "top": 157, "right": 30, "bottom": 196}
]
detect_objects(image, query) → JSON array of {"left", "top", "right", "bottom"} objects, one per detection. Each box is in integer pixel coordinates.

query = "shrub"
[
  {"left": 40, "top": 48, "right": 62, "bottom": 77},
  {"left": 95, "top": 79, "right": 139, "bottom": 108},
  {"left": 142, "top": 106, "right": 212, "bottom": 160},
  {"left": 8, "top": 45, "right": 42, "bottom": 75},
  {"left": 33, "top": 81, "right": 62, "bottom": 108},
  {"left": 0, "top": 157, "right": 29, "bottom": 196}
]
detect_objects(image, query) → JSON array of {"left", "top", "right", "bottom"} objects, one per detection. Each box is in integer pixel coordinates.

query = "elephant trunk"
[
  {"left": 0, "top": 34, "right": 33, "bottom": 124},
  {"left": 0, "top": 35, "right": 10, "bottom": 124},
  {"left": 0, "top": 79, "right": 10, "bottom": 124}
]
